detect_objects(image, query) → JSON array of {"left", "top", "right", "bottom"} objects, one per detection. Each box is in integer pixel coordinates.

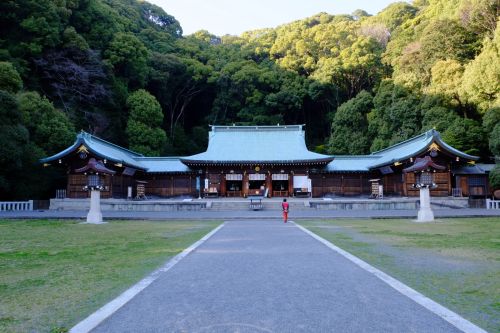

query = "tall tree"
[
  {"left": 460, "top": 25, "right": 500, "bottom": 113},
  {"left": 0, "top": 62, "right": 23, "bottom": 93},
  {"left": 328, "top": 90, "right": 372, "bottom": 154},
  {"left": 105, "top": 32, "right": 150, "bottom": 88},
  {"left": 126, "top": 89, "right": 167, "bottom": 156},
  {"left": 17, "top": 91, "right": 75, "bottom": 155},
  {"left": 442, "top": 118, "right": 487, "bottom": 156},
  {"left": 368, "top": 80, "right": 422, "bottom": 151}
]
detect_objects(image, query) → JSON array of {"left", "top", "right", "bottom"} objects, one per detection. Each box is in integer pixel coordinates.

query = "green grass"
[
  {"left": 0, "top": 219, "right": 221, "bottom": 333},
  {"left": 299, "top": 217, "right": 500, "bottom": 333}
]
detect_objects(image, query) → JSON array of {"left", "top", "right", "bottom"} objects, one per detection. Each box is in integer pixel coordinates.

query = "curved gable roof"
[
  {"left": 40, "top": 131, "right": 146, "bottom": 170},
  {"left": 368, "top": 129, "right": 478, "bottom": 169}
]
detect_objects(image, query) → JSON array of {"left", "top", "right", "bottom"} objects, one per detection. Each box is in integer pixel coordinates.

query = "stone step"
[{"left": 207, "top": 200, "right": 308, "bottom": 211}]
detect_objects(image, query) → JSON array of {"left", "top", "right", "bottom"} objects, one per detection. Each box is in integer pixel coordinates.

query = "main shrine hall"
[{"left": 41, "top": 125, "right": 491, "bottom": 199}]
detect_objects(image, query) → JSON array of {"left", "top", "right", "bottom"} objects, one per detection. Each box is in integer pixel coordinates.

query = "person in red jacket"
[{"left": 282, "top": 198, "right": 289, "bottom": 223}]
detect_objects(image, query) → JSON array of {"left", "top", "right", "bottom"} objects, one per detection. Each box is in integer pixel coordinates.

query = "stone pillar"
[
  {"left": 417, "top": 187, "right": 434, "bottom": 222},
  {"left": 86, "top": 190, "right": 105, "bottom": 224}
]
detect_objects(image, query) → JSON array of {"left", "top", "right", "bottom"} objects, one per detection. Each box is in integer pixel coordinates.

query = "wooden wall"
[
  {"left": 64, "top": 167, "right": 485, "bottom": 199},
  {"left": 67, "top": 174, "right": 113, "bottom": 198},
  {"left": 310, "top": 174, "right": 372, "bottom": 197},
  {"left": 404, "top": 171, "right": 450, "bottom": 197},
  {"left": 142, "top": 174, "right": 197, "bottom": 197}
]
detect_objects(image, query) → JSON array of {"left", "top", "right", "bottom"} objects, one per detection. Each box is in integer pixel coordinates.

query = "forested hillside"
[{"left": 0, "top": 0, "right": 498, "bottom": 199}]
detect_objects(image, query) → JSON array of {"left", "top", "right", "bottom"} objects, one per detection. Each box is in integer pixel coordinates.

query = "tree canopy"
[{"left": 0, "top": 0, "right": 498, "bottom": 199}]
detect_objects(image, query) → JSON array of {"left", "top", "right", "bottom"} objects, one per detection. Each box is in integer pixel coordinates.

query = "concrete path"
[
  {"left": 84, "top": 220, "right": 476, "bottom": 333},
  {"left": 2, "top": 208, "right": 500, "bottom": 220}
]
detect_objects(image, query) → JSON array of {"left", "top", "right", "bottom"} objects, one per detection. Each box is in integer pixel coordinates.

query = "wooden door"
[{"left": 460, "top": 177, "right": 468, "bottom": 196}]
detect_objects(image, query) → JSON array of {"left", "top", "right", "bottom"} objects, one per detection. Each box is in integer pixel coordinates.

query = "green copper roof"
[
  {"left": 368, "top": 129, "right": 478, "bottom": 169},
  {"left": 41, "top": 128, "right": 480, "bottom": 174},
  {"left": 181, "top": 125, "right": 333, "bottom": 165},
  {"left": 325, "top": 156, "right": 381, "bottom": 172},
  {"left": 135, "top": 157, "right": 192, "bottom": 173},
  {"left": 40, "top": 131, "right": 146, "bottom": 170}
]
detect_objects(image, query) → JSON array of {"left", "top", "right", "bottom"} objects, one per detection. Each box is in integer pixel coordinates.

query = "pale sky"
[{"left": 148, "top": 0, "right": 408, "bottom": 36}]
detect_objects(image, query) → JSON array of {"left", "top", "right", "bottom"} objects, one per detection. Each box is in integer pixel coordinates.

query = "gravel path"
[{"left": 88, "top": 220, "right": 465, "bottom": 333}]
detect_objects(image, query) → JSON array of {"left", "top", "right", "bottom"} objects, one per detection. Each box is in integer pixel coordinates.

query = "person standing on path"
[{"left": 282, "top": 198, "right": 289, "bottom": 223}]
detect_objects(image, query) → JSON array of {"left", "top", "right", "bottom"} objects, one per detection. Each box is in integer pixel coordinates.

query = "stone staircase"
[{"left": 207, "top": 199, "right": 309, "bottom": 211}]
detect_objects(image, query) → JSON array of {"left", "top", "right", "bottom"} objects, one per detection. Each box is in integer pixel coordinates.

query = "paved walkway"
[
  {"left": 85, "top": 220, "right": 473, "bottom": 333},
  {"left": 2, "top": 208, "right": 500, "bottom": 220}
]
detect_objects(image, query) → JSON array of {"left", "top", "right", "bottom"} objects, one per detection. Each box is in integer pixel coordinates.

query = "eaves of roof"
[{"left": 40, "top": 131, "right": 146, "bottom": 170}]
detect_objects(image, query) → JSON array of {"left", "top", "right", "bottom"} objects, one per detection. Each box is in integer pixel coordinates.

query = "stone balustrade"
[
  {"left": 0, "top": 200, "right": 33, "bottom": 211},
  {"left": 486, "top": 199, "right": 500, "bottom": 209}
]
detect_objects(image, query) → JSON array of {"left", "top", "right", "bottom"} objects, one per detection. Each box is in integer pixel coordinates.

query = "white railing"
[
  {"left": 0, "top": 200, "right": 33, "bottom": 211},
  {"left": 56, "top": 189, "right": 66, "bottom": 199},
  {"left": 486, "top": 199, "right": 500, "bottom": 209}
]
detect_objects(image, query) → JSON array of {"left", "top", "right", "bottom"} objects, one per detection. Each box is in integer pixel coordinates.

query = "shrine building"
[{"left": 40, "top": 125, "right": 491, "bottom": 199}]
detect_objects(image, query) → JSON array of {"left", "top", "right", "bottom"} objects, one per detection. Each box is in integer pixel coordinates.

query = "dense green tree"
[
  {"left": 420, "top": 19, "right": 477, "bottom": 64},
  {"left": 0, "top": 62, "right": 22, "bottom": 93},
  {"left": 328, "top": 90, "right": 372, "bottom": 154},
  {"left": 105, "top": 32, "right": 150, "bottom": 87},
  {"left": 0, "top": 90, "right": 31, "bottom": 199},
  {"left": 489, "top": 123, "right": 500, "bottom": 157},
  {"left": 313, "top": 36, "right": 384, "bottom": 98},
  {"left": 427, "top": 60, "right": 466, "bottom": 110},
  {"left": 17, "top": 92, "right": 75, "bottom": 155},
  {"left": 489, "top": 164, "right": 500, "bottom": 190},
  {"left": 365, "top": 2, "right": 417, "bottom": 31},
  {"left": 0, "top": 0, "right": 74, "bottom": 57},
  {"left": 421, "top": 106, "right": 460, "bottom": 133},
  {"left": 483, "top": 107, "right": 500, "bottom": 133},
  {"left": 0, "top": 0, "right": 498, "bottom": 199},
  {"left": 442, "top": 118, "right": 487, "bottom": 156},
  {"left": 126, "top": 89, "right": 167, "bottom": 156},
  {"left": 460, "top": 25, "right": 500, "bottom": 113},
  {"left": 368, "top": 80, "right": 422, "bottom": 151}
]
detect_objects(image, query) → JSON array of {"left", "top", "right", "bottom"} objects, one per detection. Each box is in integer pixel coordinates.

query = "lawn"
[
  {"left": 299, "top": 217, "right": 500, "bottom": 333},
  {"left": 0, "top": 219, "right": 221, "bottom": 333}
]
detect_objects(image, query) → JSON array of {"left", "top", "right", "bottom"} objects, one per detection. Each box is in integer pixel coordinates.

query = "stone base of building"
[
  {"left": 50, "top": 198, "right": 208, "bottom": 212},
  {"left": 50, "top": 197, "right": 471, "bottom": 212}
]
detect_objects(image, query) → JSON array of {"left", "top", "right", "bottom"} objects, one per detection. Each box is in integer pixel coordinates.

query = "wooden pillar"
[
  {"left": 403, "top": 173, "right": 408, "bottom": 197},
  {"left": 448, "top": 169, "right": 452, "bottom": 196},
  {"left": 359, "top": 174, "right": 363, "bottom": 195},
  {"left": 221, "top": 174, "right": 226, "bottom": 197},
  {"left": 108, "top": 175, "right": 113, "bottom": 199},
  {"left": 170, "top": 176, "right": 174, "bottom": 196},
  {"left": 67, "top": 174, "right": 71, "bottom": 198},
  {"left": 341, "top": 175, "right": 345, "bottom": 196},
  {"left": 120, "top": 174, "right": 124, "bottom": 198},
  {"left": 384, "top": 175, "right": 388, "bottom": 195},
  {"left": 189, "top": 176, "right": 192, "bottom": 195},
  {"left": 288, "top": 172, "right": 294, "bottom": 197},
  {"left": 266, "top": 172, "right": 272, "bottom": 198},
  {"left": 243, "top": 172, "right": 249, "bottom": 197}
]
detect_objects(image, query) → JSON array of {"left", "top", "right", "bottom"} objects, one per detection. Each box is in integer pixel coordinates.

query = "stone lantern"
[
  {"left": 75, "top": 158, "right": 115, "bottom": 224},
  {"left": 403, "top": 156, "right": 445, "bottom": 222}
]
